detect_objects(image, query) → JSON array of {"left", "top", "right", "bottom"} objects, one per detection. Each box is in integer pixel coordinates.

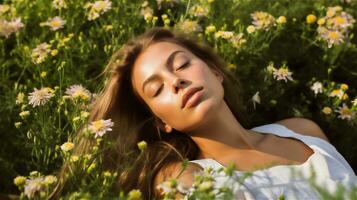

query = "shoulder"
[
  {"left": 275, "top": 117, "right": 330, "bottom": 143},
  {"left": 154, "top": 161, "right": 203, "bottom": 197}
]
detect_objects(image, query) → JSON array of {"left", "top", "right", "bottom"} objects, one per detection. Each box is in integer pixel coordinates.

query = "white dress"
[{"left": 189, "top": 123, "right": 357, "bottom": 199}]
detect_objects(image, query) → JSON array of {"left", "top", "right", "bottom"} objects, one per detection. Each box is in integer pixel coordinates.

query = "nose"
[{"left": 172, "top": 77, "right": 187, "bottom": 93}]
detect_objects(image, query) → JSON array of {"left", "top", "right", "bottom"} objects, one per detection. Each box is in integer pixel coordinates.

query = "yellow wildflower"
[
  {"left": 306, "top": 14, "right": 317, "bottom": 24},
  {"left": 322, "top": 107, "right": 332, "bottom": 115},
  {"left": 276, "top": 16, "right": 287, "bottom": 24}
]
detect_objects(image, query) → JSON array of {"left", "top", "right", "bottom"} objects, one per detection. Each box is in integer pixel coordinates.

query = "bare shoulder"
[
  {"left": 154, "top": 161, "right": 203, "bottom": 196},
  {"left": 275, "top": 117, "right": 330, "bottom": 143}
]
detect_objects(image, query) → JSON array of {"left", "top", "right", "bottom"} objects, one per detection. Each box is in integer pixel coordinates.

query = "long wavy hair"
[{"left": 52, "top": 27, "right": 248, "bottom": 199}]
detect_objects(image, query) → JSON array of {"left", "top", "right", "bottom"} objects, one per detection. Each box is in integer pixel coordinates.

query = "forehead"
[{"left": 131, "top": 41, "right": 192, "bottom": 92}]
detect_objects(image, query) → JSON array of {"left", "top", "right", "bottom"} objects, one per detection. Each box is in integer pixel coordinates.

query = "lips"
[{"left": 181, "top": 86, "right": 203, "bottom": 109}]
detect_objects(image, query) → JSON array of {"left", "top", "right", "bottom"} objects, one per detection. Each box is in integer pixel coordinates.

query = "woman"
[{"left": 54, "top": 27, "right": 356, "bottom": 199}]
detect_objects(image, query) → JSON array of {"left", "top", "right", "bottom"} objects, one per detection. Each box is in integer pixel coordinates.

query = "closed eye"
[
  {"left": 176, "top": 60, "right": 190, "bottom": 71},
  {"left": 153, "top": 85, "right": 163, "bottom": 97}
]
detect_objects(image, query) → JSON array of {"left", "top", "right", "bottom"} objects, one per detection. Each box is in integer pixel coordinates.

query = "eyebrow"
[{"left": 141, "top": 50, "right": 185, "bottom": 93}]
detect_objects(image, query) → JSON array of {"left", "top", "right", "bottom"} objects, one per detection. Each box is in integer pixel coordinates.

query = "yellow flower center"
[
  {"left": 340, "top": 107, "right": 352, "bottom": 115},
  {"left": 50, "top": 20, "right": 62, "bottom": 28},
  {"left": 73, "top": 91, "right": 89, "bottom": 100},
  {"left": 92, "top": 120, "right": 104, "bottom": 131},
  {"left": 334, "top": 16, "right": 346, "bottom": 25},
  {"left": 278, "top": 68, "right": 289, "bottom": 75},
  {"left": 328, "top": 31, "right": 340, "bottom": 41}
]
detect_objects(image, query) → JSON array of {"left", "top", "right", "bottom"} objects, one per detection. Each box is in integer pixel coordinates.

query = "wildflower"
[
  {"left": 317, "top": 27, "right": 344, "bottom": 48},
  {"left": 60, "top": 142, "right": 74, "bottom": 152},
  {"left": 24, "top": 176, "right": 45, "bottom": 199},
  {"left": 316, "top": 6, "right": 355, "bottom": 48},
  {"left": 16, "top": 92, "right": 25, "bottom": 104},
  {"left": 89, "top": 119, "right": 114, "bottom": 138},
  {"left": 190, "top": 5, "right": 209, "bottom": 17},
  {"left": 65, "top": 84, "right": 91, "bottom": 101},
  {"left": 140, "top": 6, "right": 153, "bottom": 22},
  {"left": 43, "top": 175, "right": 57, "bottom": 185},
  {"left": 51, "top": 49, "right": 58, "bottom": 56},
  {"left": 317, "top": 18, "right": 326, "bottom": 25},
  {"left": 340, "top": 83, "right": 348, "bottom": 91},
  {"left": 342, "top": 93, "right": 349, "bottom": 100},
  {"left": 205, "top": 25, "right": 216, "bottom": 34},
  {"left": 310, "top": 81, "right": 323, "bottom": 95},
  {"left": 14, "top": 122, "right": 22, "bottom": 128},
  {"left": 198, "top": 180, "right": 214, "bottom": 192},
  {"left": 306, "top": 14, "right": 317, "bottom": 24},
  {"left": 19, "top": 111, "right": 30, "bottom": 119},
  {"left": 84, "top": 0, "right": 112, "bottom": 21},
  {"left": 80, "top": 111, "right": 90, "bottom": 119},
  {"left": 0, "top": 4, "right": 10, "bottom": 14},
  {"left": 327, "top": 6, "right": 342, "bottom": 18},
  {"left": 14, "top": 176, "right": 26, "bottom": 187},
  {"left": 157, "top": 180, "right": 177, "bottom": 195},
  {"left": 70, "top": 155, "right": 79, "bottom": 162},
  {"left": 266, "top": 62, "right": 276, "bottom": 73},
  {"left": 28, "top": 87, "right": 54, "bottom": 107},
  {"left": 276, "top": 16, "right": 287, "bottom": 24},
  {"left": 214, "top": 31, "right": 234, "bottom": 40},
  {"left": 137, "top": 141, "right": 147, "bottom": 151},
  {"left": 330, "top": 12, "right": 355, "bottom": 30},
  {"left": 102, "top": 171, "right": 112, "bottom": 178},
  {"left": 229, "top": 33, "right": 246, "bottom": 49},
  {"left": 252, "top": 91, "right": 261, "bottom": 110},
  {"left": 246, "top": 25, "right": 256, "bottom": 34},
  {"left": 335, "top": 103, "right": 355, "bottom": 121},
  {"left": 175, "top": 19, "right": 202, "bottom": 34},
  {"left": 127, "top": 189, "right": 142, "bottom": 200},
  {"left": 40, "top": 16, "right": 66, "bottom": 31},
  {"left": 272, "top": 65, "right": 293, "bottom": 82},
  {"left": 31, "top": 43, "right": 51, "bottom": 64},
  {"left": 322, "top": 107, "right": 332, "bottom": 115},
  {"left": 52, "top": 0, "right": 67, "bottom": 9},
  {"left": 250, "top": 11, "right": 276, "bottom": 30},
  {"left": 40, "top": 71, "right": 47, "bottom": 78},
  {"left": 352, "top": 98, "right": 357, "bottom": 107},
  {"left": 329, "top": 89, "right": 344, "bottom": 99},
  {"left": 0, "top": 18, "right": 24, "bottom": 38}
]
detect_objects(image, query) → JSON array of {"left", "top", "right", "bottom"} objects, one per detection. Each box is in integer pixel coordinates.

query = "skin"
[{"left": 131, "top": 41, "right": 325, "bottom": 173}]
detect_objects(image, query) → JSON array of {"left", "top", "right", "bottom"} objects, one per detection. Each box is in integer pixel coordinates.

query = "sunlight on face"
[{"left": 131, "top": 41, "right": 224, "bottom": 133}]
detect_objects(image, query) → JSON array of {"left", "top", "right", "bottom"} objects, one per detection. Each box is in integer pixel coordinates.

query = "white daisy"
[
  {"left": 60, "top": 142, "right": 74, "bottom": 152},
  {"left": 52, "top": 0, "right": 67, "bottom": 9},
  {"left": 84, "top": 0, "right": 112, "bottom": 21},
  {"left": 31, "top": 43, "right": 51, "bottom": 64},
  {"left": 335, "top": 103, "right": 355, "bottom": 121},
  {"left": 329, "top": 89, "right": 344, "bottom": 99},
  {"left": 0, "top": 18, "right": 24, "bottom": 38},
  {"left": 310, "top": 81, "right": 323, "bottom": 95},
  {"left": 40, "top": 16, "right": 66, "bottom": 31},
  {"left": 28, "top": 87, "right": 54, "bottom": 107},
  {"left": 272, "top": 66, "right": 293, "bottom": 82},
  {"left": 24, "top": 176, "right": 45, "bottom": 199},
  {"left": 251, "top": 11, "right": 276, "bottom": 30},
  {"left": 89, "top": 119, "right": 114, "bottom": 138},
  {"left": 65, "top": 84, "right": 91, "bottom": 101}
]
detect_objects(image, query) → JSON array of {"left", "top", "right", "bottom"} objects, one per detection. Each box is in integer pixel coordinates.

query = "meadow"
[{"left": 1, "top": 0, "right": 357, "bottom": 199}]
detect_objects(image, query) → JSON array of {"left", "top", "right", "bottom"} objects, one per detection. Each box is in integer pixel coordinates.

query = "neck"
[{"left": 187, "top": 101, "right": 262, "bottom": 160}]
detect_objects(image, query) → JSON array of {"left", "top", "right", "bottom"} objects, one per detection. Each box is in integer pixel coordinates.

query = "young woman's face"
[{"left": 131, "top": 41, "right": 224, "bottom": 133}]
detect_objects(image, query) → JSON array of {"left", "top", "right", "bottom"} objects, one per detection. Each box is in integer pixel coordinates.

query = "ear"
[{"left": 155, "top": 118, "right": 173, "bottom": 133}]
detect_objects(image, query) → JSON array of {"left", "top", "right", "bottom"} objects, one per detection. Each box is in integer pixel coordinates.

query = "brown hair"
[{"left": 52, "top": 27, "right": 247, "bottom": 199}]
